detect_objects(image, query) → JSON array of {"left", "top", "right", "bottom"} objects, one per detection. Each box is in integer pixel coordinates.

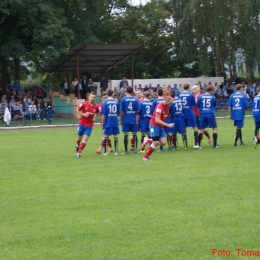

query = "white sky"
[{"left": 130, "top": 0, "right": 149, "bottom": 6}]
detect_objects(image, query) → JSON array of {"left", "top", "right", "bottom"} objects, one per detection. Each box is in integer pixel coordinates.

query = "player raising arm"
[{"left": 75, "top": 92, "right": 99, "bottom": 158}]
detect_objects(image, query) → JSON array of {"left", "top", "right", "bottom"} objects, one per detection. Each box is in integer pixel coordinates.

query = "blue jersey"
[
  {"left": 178, "top": 92, "right": 196, "bottom": 119},
  {"left": 228, "top": 93, "right": 248, "bottom": 120},
  {"left": 197, "top": 94, "right": 216, "bottom": 114},
  {"left": 139, "top": 100, "right": 153, "bottom": 119},
  {"left": 253, "top": 95, "right": 260, "bottom": 122},
  {"left": 169, "top": 97, "right": 184, "bottom": 118},
  {"left": 120, "top": 96, "right": 139, "bottom": 125},
  {"left": 102, "top": 98, "right": 120, "bottom": 127},
  {"left": 152, "top": 97, "right": 165, "bottom": 113}
]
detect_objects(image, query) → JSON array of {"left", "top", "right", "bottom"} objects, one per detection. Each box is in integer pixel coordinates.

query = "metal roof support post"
[
  {"left": 131, "top": 54, "right": 134, "bottom": 87},
  {"left": 76, "top": 53, "right": 80, "bottom": 99},
  {"left": 54, "top": 72, "right": 57, "bottom": 91}
]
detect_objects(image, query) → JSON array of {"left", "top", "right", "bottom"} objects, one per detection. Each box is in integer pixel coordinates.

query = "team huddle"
[{"left": 75, "top": 83, "right": 260, "bottom": 161}]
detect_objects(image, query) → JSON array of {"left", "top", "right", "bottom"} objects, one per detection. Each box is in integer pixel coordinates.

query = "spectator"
[
  {"left": 60, "top": 78, "right": 69, "bottom": 96},
  {"left": 100, "top": 76, "right": 109, "bottom": 92},
  {"left": 71, "top": 77, "right": 78, "bottom": 97},
  {"left": 42, "top": 102, "right": 48, "bottom": 120},
  {"left": 36, "top": 103, "right": 42, "bottom": 120},
  {"left": 171, "top": 84, "right": 178, "bottom": 95},
  {"left": 48, "top": 87, "right": 55, "bottom": 98},
  {"left": 28, "top": 101, "right": 37, "bottom": 120},
  {"left": 32, "top": 95, "right": 38, "bottom": 106},
  {"left": 18, "top": 87, "right": 26, "bottom": 98},
  {"left": 12, "top": 79, "right": 21, "bottom": 93},
  {"left": 119, "top": 76, "right": 128, "bottom": 89},
  {"left": 120, "top": 83, "right": 127, "bottom": 94},
  {"left": 113, "top": 87, "right": 118, "bottom": 96},
  {"left": 81, "top": 76, "right": 88, "bottom": 100},
  {"left": 10, "top": 97, "right": 16, "bottom": 109},
  {"left": 23, "top": 97, "right": 30, "bottom": 119},
  {"left": 59, "top": 86, "right": 66, "bottom": 95},
  {"left": 33, "top": 86, "right": 43, "bottom": 100},
  {"left": 25, "top": 86, "right": 33, "bottom": 95},
  {"left": 88, "top": 78, "right": 96, "bottom": 95}
]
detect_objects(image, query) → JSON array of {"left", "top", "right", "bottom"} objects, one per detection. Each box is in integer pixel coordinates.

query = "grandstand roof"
[{"left": 43, "top": 43, "right": 145, "bottom": 73}]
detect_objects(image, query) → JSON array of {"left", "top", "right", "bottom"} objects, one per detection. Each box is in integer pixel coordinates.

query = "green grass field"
[{"left": 1, "top": 117, "right": 260, "bottom": 260}]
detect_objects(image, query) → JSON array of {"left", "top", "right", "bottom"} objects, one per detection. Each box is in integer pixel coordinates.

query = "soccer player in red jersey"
[
  {"left": 192, "top": 85, "right": 212, "bottom": 146},
  {"left": 96, "top": 92, "right": 114, "bottom": 154},
  {"left": 75, "top": 92, "right": 99, "bottom": 158},
  {"left": 142, "top": 96, "right": 174, "bottom": 161}
]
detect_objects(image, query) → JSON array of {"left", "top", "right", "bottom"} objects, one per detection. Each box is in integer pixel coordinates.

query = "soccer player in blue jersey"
[
  {"left": 170, "top": 91, "right": 187, "bottom": 149},
  {"left": 138, "top": 91, "right": 153, "bottom": 153},
  {"left": 179, "top": 83, "right": 200, "bottom": 149},
  {"left": 151, "top": 88, "right": 166, "bottom": 152},
  {"left": 151, "top": 88, "right": 165, "bottom": 113},
  {"left": 252, "top": 87, "right": 260, "bottom": 148},
  {"left": 228, "top": 84, "right": 248, "bottom": 146},
  {"left": 120, "top": 86, "right": 139, "bottom": 154},
  {"left": 197, "top": 85, "right": 220, "bottom": 148},
  {"left": 101, "top": 90, "right": 120, "bottom": 155}
]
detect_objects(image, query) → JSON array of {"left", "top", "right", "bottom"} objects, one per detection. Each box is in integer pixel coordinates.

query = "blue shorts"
[
  {"left": 164, "top": 117, "right": 173, "bottom": 134},
  {"left": 77, "top": 124, "right": 92, "bottom": 137},
  {"left": 234, "top": 120, "right": 244, "bottom": 128},
  {"left": 139, "top": 118, "right": 150, "bottom": 133},
  {"left": 122, "top": 124, "right": 138, "bottom": 133},
  {"left": 103, "top": 127, "right": 120, "bottom": 135},
  {"left": 195, "top": 116, "right": 201, "bottom": 129},
  {"left": 200, "top": 114, "right": 217, "bottom": 129},
  {"left": 255, "top": 121, "right": 260, "bottom": 128},
  {"left": 184, "top": 118, "right": 196, "bottom": 128},
  {"left": 149, "top": 125, "right": 166, "bottom": 138},
  {"left": 172, "top": 117, "right": 186, "bottom": 134}
]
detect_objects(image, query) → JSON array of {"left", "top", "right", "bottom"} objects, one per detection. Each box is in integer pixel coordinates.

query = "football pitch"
[{"left": 1, "top": 117, "right": 260, "bottom": 260}]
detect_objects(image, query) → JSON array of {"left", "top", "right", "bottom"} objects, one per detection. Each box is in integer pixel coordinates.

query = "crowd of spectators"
[
  {"left": 112, "top": 77, "right": 259, "bottom": 107},
  {"left": 0, "top": 81, "right": 49, "bottom": 121}
]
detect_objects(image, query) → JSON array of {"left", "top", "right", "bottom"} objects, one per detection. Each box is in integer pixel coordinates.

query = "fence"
[{"left": 0, "top": 104, "right": 254, "bottom": 128}]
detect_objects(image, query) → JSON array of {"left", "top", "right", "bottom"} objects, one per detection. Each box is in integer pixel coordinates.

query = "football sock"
[
  {"left": 159, "top": 146, "right": 163, "bottom": 150},
  {"left": 130, "top": 136, "right": 134, "bottom": 148},
  {"left": 124, "top": 134, "right": 128, "bottom": 151},
  {"left": 114, "top": 137, "right": 118, "bottom": 153},
  {"left": 144, "top": 143, "right": 155, "bottom": 158},
  {"left": 203, "top": 129, "right": 210, "bottom": 139},
  {"left": 170, "top": 134, "right": 174, "bottom": 146},
  {"left": 182, "top": 133, "right": 187, "bottom": 148},
  {"left": 198, "top": 133, "right": 203, "bottom": 146},
  {"left": 194, "top": 131, "right": 198, "bottom": 145},
  {"left": 255, "top": 127, "right": 259, "bottom": 137},
  {"left": 98, "top": 139, "right": 104, "bottom": 150},
  {"left": 213, "top": 133, "right": 217, "bottom": 146},
  {"left": 167, "top": 134, "right": 171, "bottom": 148},
  {"left": 108, "top": 138, "right": 112, "bottom": 149},
  {"left": 141, "top": 134, "right": 145, "bottom": 147},
  {"left": 103, "top": 137, "right": 108, "bottom": 153},
  {"left": 234, "top": 127, "right": 240, "bottom": 145},
  {"left": 78, "top": 141, "right": 86, "bottom": 153},
  {"left": 239, "top": 130, "right": 243, "bottom": 144},
  {"left": 133, "top": 134, "right": 138, "bottom": 150},
  {"left": 173, "top": 134, "right": 177, "bottom": 147},
  {"left": 147, "top": 139, "right": 153, "bottom": 145}
]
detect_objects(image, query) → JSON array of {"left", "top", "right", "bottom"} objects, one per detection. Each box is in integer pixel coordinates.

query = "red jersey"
[
  {"left": 149, "top": 101, "right": 170, "bottom": 129},
  {"left": 193, "top": 92, "right": 202, "bottom": 116},
  {"left": 98, "top": 102, "right": 103, "bottom": 114},
  {"left": 137, "top": 97, "right": 144, "bottom": 103},
  {"left": 78, "top": 101, "right": 99, "bottom": 127}
]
